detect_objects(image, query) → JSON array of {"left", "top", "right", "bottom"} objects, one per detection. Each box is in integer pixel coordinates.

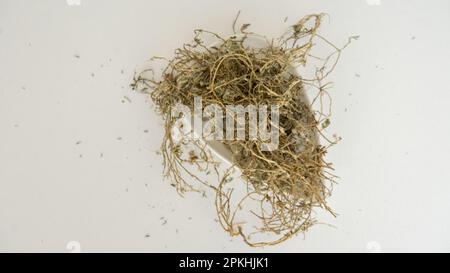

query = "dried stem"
[{"left": 133, "top": 13, "right": 350, "bottom": 247}]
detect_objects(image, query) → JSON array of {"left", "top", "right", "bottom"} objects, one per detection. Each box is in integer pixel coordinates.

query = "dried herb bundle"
[{"left": 133, "top": 14, "right": 350, "bottom": 246}]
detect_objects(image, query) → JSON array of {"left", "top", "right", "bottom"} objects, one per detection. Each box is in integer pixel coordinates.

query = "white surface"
[{"left": 1, "top": 0, "right": 450, "bottom": 253}]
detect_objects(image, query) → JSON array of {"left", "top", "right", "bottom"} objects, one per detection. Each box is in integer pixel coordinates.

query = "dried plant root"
[{"left": 133, "top": 13, "right": 350, "bottom": 246}]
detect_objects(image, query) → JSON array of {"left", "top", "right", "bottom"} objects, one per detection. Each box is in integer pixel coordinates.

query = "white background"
[{"left": 1, "top": 0, "right": 450, "bottom": 253}]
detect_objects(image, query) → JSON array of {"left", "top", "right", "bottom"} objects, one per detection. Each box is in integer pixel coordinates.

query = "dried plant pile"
[{"left": 133, "top": 14, "right": 351, "bottom": 246}]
